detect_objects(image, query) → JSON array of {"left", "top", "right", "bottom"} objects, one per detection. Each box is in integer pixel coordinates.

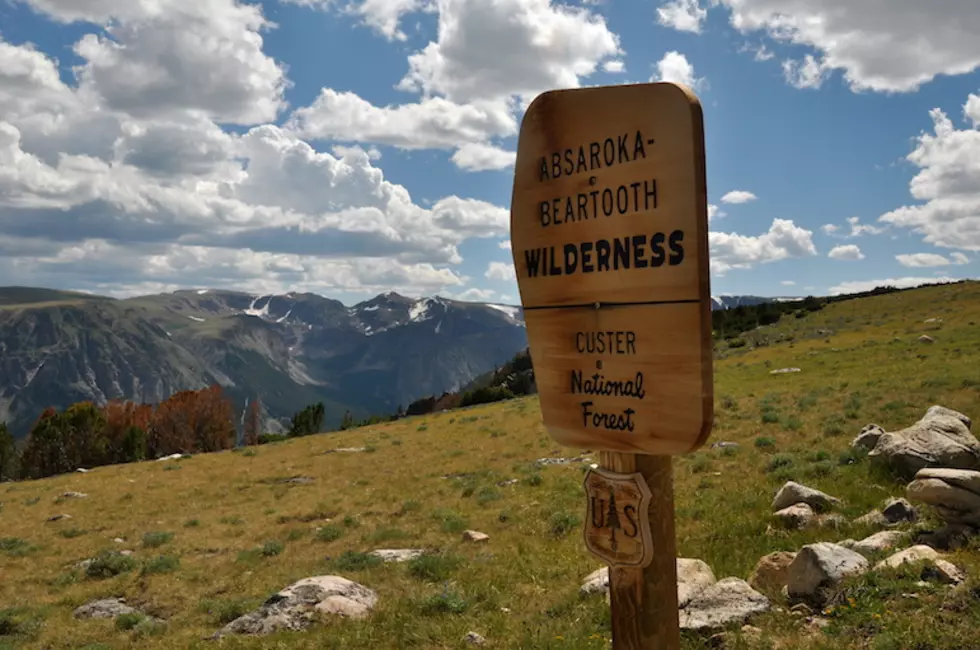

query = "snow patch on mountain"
[{"left": 244, "top": 296, "right": 271, "bottom": 318}]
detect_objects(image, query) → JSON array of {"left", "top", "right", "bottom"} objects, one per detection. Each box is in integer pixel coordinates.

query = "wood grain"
[
  {"left": 583, "top": 466, "right": 654, "bottom": 568},
  {"left": 510, "top": 81, "right": 713, "bottom": 456},
  {"left": 602, "top": 452, "right": 681, "bottom": 650}
]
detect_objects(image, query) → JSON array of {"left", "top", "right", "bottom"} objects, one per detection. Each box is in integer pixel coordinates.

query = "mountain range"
[{"left": 0, "top": 286, "right": 781, "bottom": 438}]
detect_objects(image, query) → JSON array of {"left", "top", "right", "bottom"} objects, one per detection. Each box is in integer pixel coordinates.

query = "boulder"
[
  {"left": 868, "top": 406, "right": 980, "bottom": 479},
  {"left": 787, "top": 543, "right": 869, "bottom": 606},
  {"left": 580, "top": 558, "right": 716, "bottom": 607},
  {"left": 773, "top": 503, "right": 816, "bottom": 529},
  {"left": 882, "top": 497, "right": 917, "bottom": 524},
  {"left": 679, "top": 578, "right": 771, "bottom": 632},
  {"left": 874, "top": 545, "right": 939, "bottom": 571},
  {"left": 772, "top": 482, "right": 841, "bottom": 513},
  {"left": 368, "top": 549, "right": 425, "bottom": 563},
  {"left": 850, "top": 531, "right": 908, "bottom": 556},
  {"left": 462, "top": 530, "right": 489, "bottom": 543},
  {"left": 215, "top": 575, "right": 377, "bottom": 637},
  {"left": 73, "top": 598, "right": 139, "bottom": 620},
  {"left": 923, "top": 559, "right": 966, "bottom": 585},
  {"left": 748, "top": 551, "right": 796, "bottom": 596},
  {"left": 906, "top": 468, "right": 980, "bottom": 526},
  {"left": 852, "top": 424, "right": 885, "bottom": 452}
]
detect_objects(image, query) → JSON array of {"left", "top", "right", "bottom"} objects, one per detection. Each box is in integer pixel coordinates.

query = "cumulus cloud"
[
  {"left": 450, "top": 143, "right": 516, "bottom": 172},
  {"left": 721, "top": 190, "right": 757, "bottom": 204},
  {"left": 828, "top": 244, "right": 864, "bottom": 260},
  {"left": 709, "top": 218, "right": 817, "bottom": 274},
  {"left": 878, "top": 95, "right": 980, "bottom": 251},
  {"left": 822, "top": 216, "right": 885, "bottom": 238},
  {"left": 281, "top": 0, "right": 435, "bottom": 42},
  {"left": 656, "top": 0, "right": 706, "bottom": 34},
  {"left": 485, "top": 261, "right": 516, "bottom": 281},
  {"left": 285, "top": 90, "right": 516, "bottom": 150},
  {"left": 708, "top": 204, "right": 725, "bottom": 221},
  {"left": 896, "top": 252, "right": 971, "bottom": 267},
  {"left": 396, "top": 0, "right": 622, "bottom": 104},
  {"left": 828, "top": 276, "right": 960, "bottom": 296},
  {"left": 651, "top": 51, "right": 703, "bottom": 89},
  {"left": 717, "top": 0, "right": 980, "bottom": 93},
  {"left": 603, "top": 60, "right": 626, "bottom": 73}
]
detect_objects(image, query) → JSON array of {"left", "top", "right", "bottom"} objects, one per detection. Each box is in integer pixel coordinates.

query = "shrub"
[
  {"left": 408, "top": 554, "right": 462, "bottom": 582},
  {"left": 142, "top": 531, "right": 174, "bottom": 548},
  {"left": 85, "top": 550, "right": 137, "bottom": 579},
  {"left": 141, "top": 555, "right": 179, "bottom": 575}
]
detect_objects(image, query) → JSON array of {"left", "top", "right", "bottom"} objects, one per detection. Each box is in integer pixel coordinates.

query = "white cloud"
[
  {"left": 720, "top": 190, "right": 757, "bottom": 204},
  {"left": 454, "top": 287, "right": 496, "bottom": 301},
  {"left": 828, "top": 276, "right": 960, "bottom": 296},
  {"left": 498, "top": 240, "right": 512, "bottom": 250},
  {"left": 656, "top": 0, "right": 707, "bottom": 34},
  {"left": 450, "top": 142, "right": 516, "bottom": 171},
  {"left": 485, "top": 261, "right": 516, "bottom": 281},
  {"left": 782, "top": 54, "right": 830, "bottom": 89},
  {"left": 717, "top": 0, "right": 980, "bottom": 93},
  {"left": 708, "top": 204, "right": 725, "bottom": 221},
  {"left": 279, "top": 0, "right": 435, "bottom": 41},
  {"left": 896, "top": 252, "right": 971, "bottom": 267},
  {"left": 822, "top": 216, "right": 885, "bottom": 238},
  {"left": 828, "top": 244, "right": 864, "bottom": 261},
  {"left": 603, "top": 60, "right": 626, "bottom": 73},
  {"left": 879, "top": 96, "right": 980, "bottom": 251},
  {"left": 397, "top": 0, "right": 622, "bottom": 104},
  {"left": 709, "top": 218, "right": 817, "bottom": 274},
  {"left": 651, "top": 51, "right": 703, "bottom": 90},
  {"left": 821, "top": 224, "right": 838, "bottom": 234},
  {"left": 286, "top": 90, "right": 516, "bottom": 150},
  {"left": 781, "top": 280, "right": 796, "bottom": 286}
]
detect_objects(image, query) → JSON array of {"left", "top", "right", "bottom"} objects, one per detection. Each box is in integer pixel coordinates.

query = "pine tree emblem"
[{"left": 605, "top": 488, "right": 622, "bottom": 551}]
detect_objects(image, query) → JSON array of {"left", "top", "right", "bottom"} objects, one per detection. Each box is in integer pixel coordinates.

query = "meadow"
[{"left": 3, "top": 281, "right": 980, "bottom": 649}]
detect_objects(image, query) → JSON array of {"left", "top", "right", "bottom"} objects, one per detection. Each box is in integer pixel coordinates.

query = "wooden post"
[{"left": 602, "top": 451, "right": 680, "bottom": 649}]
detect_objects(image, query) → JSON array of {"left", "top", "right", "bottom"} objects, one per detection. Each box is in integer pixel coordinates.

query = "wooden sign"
[
  {"left": 583, "top": 466, "right": 653, "bottom": 567},
  {"left": 510, "top": 81, "right": 713, "bottom": 456}
]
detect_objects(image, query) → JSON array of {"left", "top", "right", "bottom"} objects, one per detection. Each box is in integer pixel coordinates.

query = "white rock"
[
  {"left": 580, "top": 558, "right": 716, "bottom": 607},
  {"left": 462, "top": 530, "right": 489, "bottom": 543},
  {"left": 874, "top": 545, "right": 940, "bottom": 570},
  {"left": 851, "top": 531, "right": 908, "bottom": 555},
  {"left": 787, "top": 543, "right": 869, "bottom": 605},
  {"left": 773, "top": 503, "right": 816, "bottom": 529},
  {"left": 772, "top": 481, "right": 841, "bottom": 513},
  {"left": 679, "top": 578, "right": 770, "bottom": 631},
  {"left": 368, "top": 549, "right": 425, "bottom": 563}
]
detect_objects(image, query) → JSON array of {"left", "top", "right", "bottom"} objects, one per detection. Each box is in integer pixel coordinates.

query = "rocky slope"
[{"left": 0, "top": 287, "right": 528, "bottom": 436}]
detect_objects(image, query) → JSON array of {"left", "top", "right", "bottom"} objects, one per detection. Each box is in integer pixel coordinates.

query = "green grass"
[{"left": 4, "top": 282, "right": 980, "bottom": 648}]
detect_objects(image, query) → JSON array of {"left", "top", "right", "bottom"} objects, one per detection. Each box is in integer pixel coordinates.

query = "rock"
[
  {"left": 75, "top": 468, "right": 90, "bottom": 473},
  {"left": 462, "top": 530, "right": 489, "bottom": 543},
  {"left": 774, "top": 503, "right": 816, "bottom": 529},
  {"left": 497, "top": 479, "right": 519, "bottom": 487},
  {"left": 851, "top": 531, "right": 908, "bottom": 555},
  {"left": 787, "top": 542, "right": 869, "bottom": 606},
  {"left": 919, "top": 335, "right": 935, "bottom": 344},
  {"left": 748, "top": 551, "right": 796, "bottom": 595},
  {"left": 854, "top": 510, "right": 887, "bottom": 528},
  {"left": 874, "top": 545, "right": 940, "bottom": 570},
  {"left": 869, "top": 406, "right": 980, "bottom": 479},
  {"left": 907, "top": 468, "right": 980, "bottom": 526},
  {"left": 677, "top": 559, "right": 718, "bottom": 608},
  {"left": 278, "top": 476, "right": 314, "bottom": 485},
  {"left": 59, "top": 491, "right": 87, "bottom": 499},
  {"left": 710, "top": 441, "right": 740, "bottom": 449},
  {"left": 679, "top": 578, "right": 771, "bottom": 631},
  {"left": 46, "top": 514, "right": 71, "bottom": 522},
  {"left": 817, "top": 513, "right": 848, "bottom": 530},
  {"left": 368, "top": 549, "right": 424, "bottom": 563},
  {"left": 770, "top": 367, "right": 801, "bottom": 374},
  {"left": 156, "top": 453, "right": 183, "bottom": 461},
  {"left": 73, "top": 598, "right": 138, "bottom": 620},
  {"left": 772, "top": 481, "right": 841, "bottom": 513},
  {"left": 323, "top": 447, "right": 367, "bottom": 454},
  {"left": 113, "top": 538, "right": 125, "bottom": 544},
  {"left": 215, "top": 576, "right": 377, "bottom": 637},
  {"left": 580, "top": 558, "right": 716, "bottom": 606},
  {"left": 464, "top": 631, "right": 487, "bottom": 646},
  {"left": 882, "top": 497, "right": 917, "bottom": 524},
  {"left": 922, "top": 559, "right": 966, "bottom": 585},
  {"left": 914, "top": 523, "right": 976, "bottom": 551},
  {"left": 853, "top": 424, "right": 886, "bottom": 452}
]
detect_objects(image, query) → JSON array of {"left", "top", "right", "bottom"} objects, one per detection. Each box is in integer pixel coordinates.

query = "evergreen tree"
[{"left": 605, "top": 490, "right": 622, "bottom": 552}]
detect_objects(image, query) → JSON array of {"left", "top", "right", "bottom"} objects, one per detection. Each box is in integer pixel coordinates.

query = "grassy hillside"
[{"left": 3, "top": 282, "right": 980, "bottom": 649}]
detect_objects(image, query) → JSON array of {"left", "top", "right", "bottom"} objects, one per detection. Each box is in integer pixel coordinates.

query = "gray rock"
[
  {"left": 73, "top": 598, "right": 138, "bottom": 620},
  {"left": 215, "top": 576, "right": 377, "bottom": 637},
  {"left": 462, "top": 530, "right": 489, "bottom": 543},
  {"left": 772, "top": 481, "right": 841, "bottom": 513},
  {"left": 46, "top": 514, "right": 71, "bottom": 522},
  {"left": 923, "top": 559, "right": 966, "bottom": 585},
  {"left": 874, "top": 545, "right": 939, "bottom": 571},
  {"left": 919, "top": 335, "right": 935, "bottom": 344},
  {"left": 854, "top": 509, "right": 887, "bottom": 528},
  {"left": 368, "top": 549, "right": 425, "bottom": 563},
  {"left": 907, "top": 469, "right": 980, "bottom": 526},
  {"left": 464, "top": 631, "right": 487, "bottom": 645},
  {"left": 580, "top": 558, "right": 716, "bottom": 606},
  {"left": 787, "top": 542, "right": 869, "bottom": 606},
  {"left": 773, "top": 503, "right": 816, "bottom": 529},
  {"left": 851, "top": 531, "right": 908, "bottom": 555},
  {"left": 679, "top": 578, "right": 771, "bottom": 631},
  {"left": 925, "top": 406, "right": 972, "bottom": 430},
  {"left": 853, "top": 424, "right": 885, "bottom": 452},
  {"left": 869, "top": 407, "right": 980, "bottom": 479},
  {"left": 882, "top": 497, "right": 917, "bottom": 524},
  {"left": 59, "top": 491, "right": 88, "bottom": 499}
]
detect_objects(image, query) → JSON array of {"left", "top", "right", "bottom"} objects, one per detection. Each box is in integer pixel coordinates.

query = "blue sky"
[{"left": 1, "top": 0, "right": 979, "bottom": 305}]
